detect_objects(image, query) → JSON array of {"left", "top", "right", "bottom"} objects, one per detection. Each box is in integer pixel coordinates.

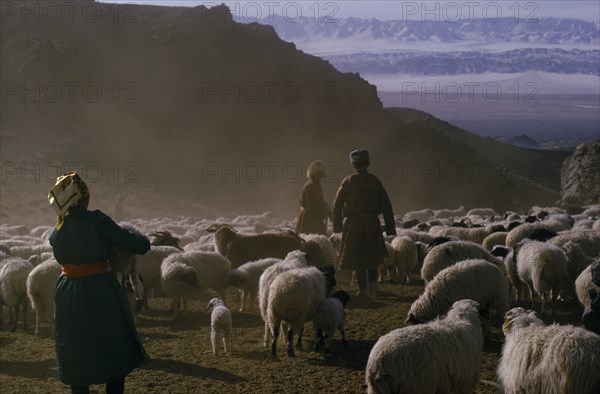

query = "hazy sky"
[{"left": 101, "top": 1, "right": 600, "bottom": 21}]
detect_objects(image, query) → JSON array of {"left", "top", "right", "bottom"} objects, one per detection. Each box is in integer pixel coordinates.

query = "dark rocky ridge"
[
  {"left": 1, "top": 1, "right": 562, "bottom": 217},
  {"left": 561, "top": 140, "right": 600, "bottom": 209}
]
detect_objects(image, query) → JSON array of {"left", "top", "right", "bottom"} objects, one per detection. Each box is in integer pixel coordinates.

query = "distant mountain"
[
  {"left": 1, "top": 1, "right": 565, "bottom": 220},
  {"left": 263, "top": 15, "right": 600, "bottom": 46},
  {"left": 322, "top": 48, "right": 599, "bottom": 75},
  {"left": 495, "top": 135, "right": 541, "bottom": 149}
]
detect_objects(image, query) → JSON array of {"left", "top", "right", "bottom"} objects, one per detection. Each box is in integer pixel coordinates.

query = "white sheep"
[
  {"left": 389, "top": 236, "right": 419, "bottom": 284},
  {"left": 407, "top": 259, "right": 508, "bottom": 324},
  {"left": 432, "top": 206, "right": 466, "bottom": 219},
  {"left": 505, "top": 222, "right": 556, "bottom": 248},
  {"left": 300, "top": 233, "right": 338, "bottom": 266},
  {"left": 490, "top": 246, "right": 523, "bottom": 304},
  {"left": 207, "top": 298, "right": 232, "bottom": 356},
  {"left": 313, "top": 290, "right": 350, "bottom": 353},
  {"left": 402, "top": 208, "right": 434, "bottom": 223},
  {"left": 0, "top": 257, "right": 34, "bottom": 332},
  {"left": 394, "top": 229, "right": 434, "bottom": 244},
  {"left": 26, "top": 259, "right": 61, "bottom": 337},
  {"left": 161, "top": 251, "right": 231, "bottom": 317},
  {"left": 432, "top": 223, "right": 504, "bottom": 245},
  {"left": 376, "top": 242, "right": 397, "bottom": 283},
  {"left": 366, "top": 299, "right": 484, "bottom": 394},
  {"left": 420, "top": 240, "right": 502, "bottom": 283},
  {"left": 516, "top": 240, "right": 568, "bottom": 316},
  {"left": 135, "top": 245, "right": 181, "bottom": 310},
  {"left": 267, "top": 265, "right": 331, "bottom": 359},
  {"left": 551, "top": 230, "right": 600, "bottom": 259},
  {"left": 258, "top": 251, "right": 308, "bottom": 348},
  {"left": 466, "top": 208, "right": 499, "bottom": 217},
  {"left": 562, "top": 240, "right": 598, "bottom": 294},
  {"left": 223, "top": 257, "right": 280, "bottom": 312},
  {"left": 482, "top": 231, "right": 508, "bottom": 251},
  {"left": 498, "top": 307, "right": 600, "bottom": 394},
  {"left": 206, "top": 223, "right": 304, "bottom": 268},
  {"left": 576, "top": 261, "right": 600, "bottom": 309}
]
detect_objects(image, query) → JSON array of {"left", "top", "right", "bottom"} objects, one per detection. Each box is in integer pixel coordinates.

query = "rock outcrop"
[{"left": 561, "top": 140, "right": 600, "bottom": 208}]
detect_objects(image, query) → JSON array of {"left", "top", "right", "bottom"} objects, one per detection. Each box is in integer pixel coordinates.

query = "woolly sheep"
[
  {"left": 421, "top": 240, "right": 502, "bottom": 283},
  {"left": 402, "top": 209, "right": 434, "bottom": 223},
  {"left": 482, "top": 231, "right": 508, "bottom": 251},
  {"left": 376, "top": 242, "right": 397, "bottom": 283},
  {"left": 505, "top": 222, "right": 557, "bottom": 248},
  {"left": 135, "top": 245, "right": 181, "bottom": 310},
  {"left": 389, "top": 236, "right": 419, "bottom": 284},
  {"left": 516, "top": 240, "right": 568, "bottom": 316},
  {"left": 432, "top": 206, "right": 466, "bottom": 219},
  {"left": 258, "top": 251, "right": 308, "bottom": 347},
  {"left": 432, "top": 224, "right": 503, "bottom": 245},
  {"left": 266, "top": 265, "right": 335, "bottom": 359},
  {"left": 26, "top": 260, "right": 61, "bottom": 337},
  {"left": 551, "top": 230, "right": 600, "bottom": 258},
  {"left": 207, "top": 298, "right": 232, "bottom": 356},
  {"left": 0, "top": 257, "right": 34, "bottom": 332},
  {"left": 490, "top": 246, "right": 523, "bottom": 304},
  {"left": 206, "top": 223, "right": 304, "bottom": 268},
  {"left": 300, "top": 234, "right": 338, "bottom": 266},
  {"left": 313, "top": 290, "right": 350, "bottom": 353},
  {"left": 466, "top": 208, "right": 499, "bottom": 218},
  {"left": 366, "top": 299, "right": 484, "bottom": 394},
  {"left": 576, "top": 261, "right": 600, "bottom": 309},
  {"left": 563, "top": 240, "right": 598, "bottom": 291},
  {"left": 498, "top": 307, "right": 600, "bottom": 394},
  {"left": 223, "top": 257, "right": 281, "bottom": 312},
  {"left": 161, "top": 251, "right": 231, "bottom": 317},
  {"left": 395, "top": 229, "right": 434, "bottom": 244},
  {"left": 407, "top": 260, "right": 508, "bottom": 324}
]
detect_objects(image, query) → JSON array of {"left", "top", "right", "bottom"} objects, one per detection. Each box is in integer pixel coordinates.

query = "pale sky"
[{"left": 100, "top": 1, "right": 600, "bottom": 22}]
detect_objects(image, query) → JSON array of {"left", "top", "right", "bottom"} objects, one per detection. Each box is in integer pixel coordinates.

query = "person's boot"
[
  {"left": 356, "top": 270, "right": 369, "bottom": 300},
  {"left": 367, "top": 268, "right": 380, "bottom": 299}
]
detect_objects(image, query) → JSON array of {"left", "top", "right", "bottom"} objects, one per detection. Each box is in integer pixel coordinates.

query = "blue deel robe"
[{"left": 49, "top": 206, "right": 150, "bottom": 386}]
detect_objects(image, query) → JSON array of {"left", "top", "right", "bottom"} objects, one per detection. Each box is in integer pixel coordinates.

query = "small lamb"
[
  {"left": 313, "top": 290, "right": 350, "bottom": 353},
  {"left": 207, "top": 298, "right": 232, "bottom": 356}
]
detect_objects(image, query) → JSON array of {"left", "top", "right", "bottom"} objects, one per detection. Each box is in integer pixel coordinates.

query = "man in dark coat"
[
  {"left": 48, "top": 172, "right": 150, "bottom": 394},
  {"left": 333, "top": 149, "right": 396, "bottom": 299}
]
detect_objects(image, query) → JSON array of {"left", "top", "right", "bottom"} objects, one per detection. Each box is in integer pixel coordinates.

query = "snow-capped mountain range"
[{"left": 262, "top": 15, "right": 600, "bottom": 48}]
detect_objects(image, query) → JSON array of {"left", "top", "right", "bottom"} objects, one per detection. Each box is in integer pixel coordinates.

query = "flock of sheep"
[{"left": 1, "top": 204, "right": 600, "bottom": 393}]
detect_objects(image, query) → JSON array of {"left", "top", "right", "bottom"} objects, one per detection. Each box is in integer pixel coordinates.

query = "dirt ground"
[{"left": 0, "top": 273, "right": 584, "bottom": 394}]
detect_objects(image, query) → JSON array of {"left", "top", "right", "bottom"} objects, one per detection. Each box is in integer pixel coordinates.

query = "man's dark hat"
[{"left": 350, "top": 149, "right": 370, "bottom": 166}]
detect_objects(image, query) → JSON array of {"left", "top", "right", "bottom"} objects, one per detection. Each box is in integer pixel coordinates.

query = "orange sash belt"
[{"left": 61, "top": 262, "right": 109, "bottom": 279}]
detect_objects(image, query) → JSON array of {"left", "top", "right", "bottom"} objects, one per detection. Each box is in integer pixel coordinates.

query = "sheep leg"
[
  {"left": 35, "top": 310, "right": 41, "bottom": 337},
  {"left": 287, "top": 327, "right": 295, "bottom": 357},
  {"left": 211, "top": 328, "right": 219, "bottom": 356},
  {"left": 240, "top": 291, "right": 246, "bottom": 312},
  {"left": 270, "top": 323, "right": 280, "bottom": 360},
  {"left": 313, "top": 329, "right": 323, "bottom": 352},
  {"left": 340, "top": 328, "right": 348, "bottom": 349},
  {"left": 296, "top": 326, "right": 303, "bottom": 352},
  {"left": 9, "top": 305, "right": 17, "bottom": 332},
  {"left": 223, "top": 329, "right": 231, "bottom": 354},
  {"left": 22, "top": 302, "right": 28, "bottom": 332},
  {"left": 263, "top": 322, "right": 270, "bottom": 348}
]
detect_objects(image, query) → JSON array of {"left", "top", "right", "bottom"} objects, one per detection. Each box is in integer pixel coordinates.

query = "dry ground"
[{"left": 0, "top": 272, "right": 584, "bottom": 394}]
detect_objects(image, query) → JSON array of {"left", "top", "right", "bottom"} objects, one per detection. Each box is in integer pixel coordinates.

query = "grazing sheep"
[
  {"left": 300, "top": 234, "right": 338, "bottom": 266},
  {"left": 432, "top": 206, "right": 466, "bottom": 219},
  {"left": 366, "top": 299, "right": 484, "bottom": 394},
  {"left": 516, "top": 240, "right": 568, "bottom": 316},
  {"left": 206, "top": 223, "right": 304, "bottom": 268},
  {"left": 402, "top": 208, "right": 434, "bottom": 223},
  {"left": 505, "top": 222, "right": 557, "bottom": 248},
  {"left": 498, "top": 307, "right": 600, "bottom": 394},
  {"left": 389, "top": 236, "right": 419, "bottom": 284},
  {"left": 207, "top": 298, "right": 232, "bottom": 356},
  {"left": 376, "top": 242, "right": 397, "bottom": 283},
  {"left": 161, "top": 251, "right": 231, "bottom": 317},
  {"left": 576, "top": 261, "right": 600, "bottom": 309},
  {"left": 26, "top": 260, "right": 61, "bottom": 337},
  {"left": 267, "top": 265, "right": 336, "bottom": 359},
  {"left": 258, "top": 251, "right": 309, "bottom": 347},
  {"left": 313, "top": 290, "right": 350, "bottom": 353},
  {"left": 467, "top": 208, "right": 499, "bottom": 217},
  {"left": 135, "top": 245, "right": 182, "bottom": 310},
  {"left": 432, "top": 224, "right": 504, "bottom": 245},
  {"left": 482, "top": 231, "right": 508, "bottom": 251},
  {"left": 491, "top": 246, "right": 523, "bottom": 304},
  {"left": 0, "top": 258, "right": 34, "bottom": 332},
  {"left": 395, "top": 229, "right": 434, "bottom": 244},
  {"left": 563, "top": 240, "right": 598, "bottom": 293},
  {"left": 223, "top": 257, "right": 280, "bottom": 312},
  {"left": 407, "top": 260, "right": 508, "bottom": 324},
  {"left": 551, "top": 230, "right": 600, "bottom": 258},
  {"left": 421, "top": 240, "right": 502, "bottom": 283}
]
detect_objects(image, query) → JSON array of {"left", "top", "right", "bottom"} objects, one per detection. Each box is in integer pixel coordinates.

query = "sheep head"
[
  {"left": 208, "top": 297, "right": 225, "bottom": 311},
  {"left": 150, "top": 231, "right": 183, "bottom": 251},
  {"left": 223, "top": 272, "right": 247, "bottom": 288},
  {"left": 502, "top": 307, "right": 543, "bottom": 335}
]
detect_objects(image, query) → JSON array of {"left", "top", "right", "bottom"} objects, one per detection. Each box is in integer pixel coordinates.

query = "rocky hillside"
[
  {"left": 0, "top": 1, "right": 563, "bottom": 220},
  {"left": 561, "top": 140, "right": 600, "bottom": 209}
]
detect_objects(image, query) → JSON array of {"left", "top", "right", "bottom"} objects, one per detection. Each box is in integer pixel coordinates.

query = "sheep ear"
[
  {"left": 405, "top": 313, "right": 418, "bottom": 325},
  {"left": 205, "top": 224, "right": 219, "bottom": 233}
]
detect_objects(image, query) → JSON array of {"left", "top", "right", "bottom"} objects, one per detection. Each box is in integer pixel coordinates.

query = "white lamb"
[
  {"left": 266, "top": 265, "right": 334, "bottom": 359},
  {"left": 207, "top": 298, "right": 232, "bottom": 356},
  {"left": 26, "top": 260, "right": 61, "bottom": 337},
  {"left": 498, "top": 307, "right": 600, "bottom": 394},
  {"left": 0, "top": 257, "right": 34, "bottom": 332},
  {"left": 407, "top": 259, "right": 508, "bottom": 324},
  {"left": 421, "top": 240, "right": 502, "bottom": 283},
  {"left": 516, "top": 240, "right": 569, "bottom": 315},
  {"left": 313, "top": 290, "right": 350, "bottom": 353},
  {"left": 366, "top": 299, "right": 484, "bottom": 394},
  {"left": 161, "top": 251, "right": 231, "bottom": 317},
  {"left": 223, "top": 257, "right": 280, "bottom": 312}
]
